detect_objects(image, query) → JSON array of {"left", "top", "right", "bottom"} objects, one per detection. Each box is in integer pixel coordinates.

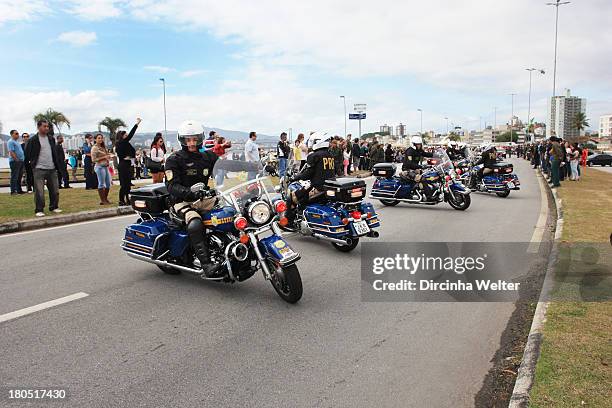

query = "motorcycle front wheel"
[
  {"left": 379, "top": 199, "right": 400, "bottom": 206},
  {"left": 496, "top": 189, "right": 511, "bottom": 198},
  {"left": 448, "top": 193, "right": 471, "bottom": 211},
  {"left": 267, "top": 261, "right": 303, "bottom": 303}
]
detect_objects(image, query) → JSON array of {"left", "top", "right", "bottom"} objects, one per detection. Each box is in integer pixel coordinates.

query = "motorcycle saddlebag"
[
  {"left": 372, "top": 163, "right": 396, "bottom": 178},
  {"left": 130, "top": 183, "right": 169, "bottom": 214},
  {"left": 491, "top": 162, "right": 513, "bottom": 174},
  {"left": 323, "top": 178, "right": 367, "bottom": 203}
]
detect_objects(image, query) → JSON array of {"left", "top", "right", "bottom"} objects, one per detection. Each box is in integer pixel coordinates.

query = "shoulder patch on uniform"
[{"left": 165, "top": 170, "right": 173, "bottom": 181}]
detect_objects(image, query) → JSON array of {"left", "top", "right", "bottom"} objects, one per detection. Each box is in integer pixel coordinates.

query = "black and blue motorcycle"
[
  {"left": 370, "top": 148, "right": 471, "bottom": 210},
  {"left": 277, "top": 169, "right": 381, "bottom": 253},
  {"left": 462, "top": 150, "right": 521, "bottom": 198},
  {"left": 122, "top": 160, "right": 303, "bottom": 303}
]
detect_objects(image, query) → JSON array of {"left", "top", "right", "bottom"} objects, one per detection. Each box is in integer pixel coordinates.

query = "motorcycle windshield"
[
  {"left": 212, "top": 158, "right": 277, "bottom": 210},
  {"left": 433, "top": 148, "right": 454, "bottom": 172}
]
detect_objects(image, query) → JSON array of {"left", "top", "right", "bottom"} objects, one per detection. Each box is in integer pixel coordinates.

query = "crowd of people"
[{"left": 520, "top": 138, "right": 588, "bottom": 187}]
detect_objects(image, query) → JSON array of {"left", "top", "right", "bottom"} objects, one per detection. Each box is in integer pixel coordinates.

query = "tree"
[
  {"left": 496, "top": 131, "right": 518, "bottom": 143},
  {"left": 448, "top": 132, "right": 462, "bottom": 142},
  {"left": 573, "top": 112, "right": 590, "bottom": 133},
  {"left": 34, "top": 108, "right": 71, "bottom": 135},
  {"left": 98, "top": 117, "right": 127, "bottom": 145}
]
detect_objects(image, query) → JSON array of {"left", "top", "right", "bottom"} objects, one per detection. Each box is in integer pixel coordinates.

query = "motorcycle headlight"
[{"left": 247, "top": 201, "right": 272, "bottom": 225}]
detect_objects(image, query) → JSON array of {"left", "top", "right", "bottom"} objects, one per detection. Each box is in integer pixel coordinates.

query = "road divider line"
[
  {"left": 0, "top": 292, "right": 89, "bottom": 324},
  {"left": 527, "top": 171, "right": 549, "bottom": 253}
]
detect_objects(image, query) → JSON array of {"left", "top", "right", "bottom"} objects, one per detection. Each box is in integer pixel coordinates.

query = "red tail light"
[
  {"left": 341, "top": 218, "right": 349, "bottom": 225},
  {"left": 351, "top": 211, "right": 362, "bottom": 220},
  {"left": 239, "top": 233, "right": 250, "bottom": 244},
  {"left": 234, "top": 217, "right": 248, "bottom": 230},
  {"left": 274, "top": 200, "right": 287, "bottom": 213}
]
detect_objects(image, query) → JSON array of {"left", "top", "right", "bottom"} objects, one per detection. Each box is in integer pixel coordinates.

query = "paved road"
[{"left": 0, "top": 158, "right": 550, "bottom": 407}]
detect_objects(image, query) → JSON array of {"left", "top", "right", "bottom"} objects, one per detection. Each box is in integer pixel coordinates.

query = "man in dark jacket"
[
  {"left": 55, "top": 135, "right": 70, "bottom": 189},
  {"left": 401, "top": 136, "right": 434, "bottom": 199},
  {"left": 351, "top": 138, "right": 361, "bottom": 171},
  {"left": 24, "top": 119, "right": 63, "bottom": 216}
]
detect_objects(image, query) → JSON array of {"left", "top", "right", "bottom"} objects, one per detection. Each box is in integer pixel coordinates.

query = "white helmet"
[
  {"left": 449, "top": 140, "right": 458, "bottom": 148},
  {"left": 177, "top": 120, "right": 204, "bottom": 147},
  {"left": 483, "top": 144, "right": 496, "bottom": 152},
  {"left": 458, "top": 142, "right": 466, "bottom": 149},
  {"left": 308, "top": 131, "right": 332, "bottom": 150},
  {"left": 410, "top": 135, "right": 423, "bottom": 147}
]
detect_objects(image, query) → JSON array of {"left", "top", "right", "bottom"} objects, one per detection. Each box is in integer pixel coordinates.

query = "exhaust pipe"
[
  {"left": 312, "top": 233, "right": 351, "bottom": 246},
  {"left": 367, "top": 230, "right": 379, "bottom": 238},
  {"left": 124, "top": 251, "right": 225, "bottom": 280}
]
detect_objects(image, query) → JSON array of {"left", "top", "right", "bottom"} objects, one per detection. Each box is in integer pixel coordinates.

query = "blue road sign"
[{"left": 349, "top": 113, "right": 366, "bottom": 120}]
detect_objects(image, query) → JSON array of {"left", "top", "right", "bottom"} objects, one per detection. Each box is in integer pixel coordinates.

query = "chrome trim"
[
  {"left": 123, "top": 251, "right": 225, "bottom": 280},
  {"left": 311, "top": 233, "right": 350, "bottom": 245},
  {"left": 248, "top": 232, "right": 271, "bottom": 280}
]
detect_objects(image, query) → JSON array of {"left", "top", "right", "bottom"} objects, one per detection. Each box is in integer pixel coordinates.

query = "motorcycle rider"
[
  {"left": 470, "top": 144, "right": 497, "bottom": 188},
  {"left": 164, "top": 120, "right": 222, "bottom": 278},
  {"left": 446, "top": 140, "right": 462, "bottom": 161},
  {"left": 285, "top": 132, "right": 336, "bottom": 226},
  {"left": 401, "top": 135, "right": 435, "bottom": 200}
]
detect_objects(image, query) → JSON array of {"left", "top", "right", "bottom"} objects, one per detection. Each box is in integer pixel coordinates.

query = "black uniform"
[
  {"left": 446, "top": 147, "right": 462, "bottom": 161},
  {"left": 402, "top": 147, "right": 434, "bottom": 199},
  {"left": 294, "top": 148, "right": 336, "bottom": 190},
  {"left": 115, "top": 124, "right": 138, "bottom": 204},
  {"left": 472, "top": 148, "right": 497, "bottom": 185},
  {"left": 164, "top": 147, "right": 220, "bottom": 277}
]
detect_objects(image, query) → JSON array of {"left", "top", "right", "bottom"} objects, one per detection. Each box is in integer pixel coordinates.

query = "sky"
[{"left": 0, "top": 0, "right": 611, "bottom": 137}]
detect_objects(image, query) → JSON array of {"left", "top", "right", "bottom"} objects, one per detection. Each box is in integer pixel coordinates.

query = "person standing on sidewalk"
[
  {"left": 83, "top": 134, "right": 97, "bottom": 189},
  {"left": 24, "top": 120, "right": 63, "bottom": 216},
  {"left": 149, "top": 133, "right": 166, "bottom": 183},
  {"left": 91, "top": 134, "right": 113, "bottom": 205},
  {"left": 55, "top": 135, "right": 71, "bottom": 189},
  {"left": 276, "top": 132, "right": 290, "bottom": 178},
  {"left": 8, "top": 129, "right": 25, "bottom": 195},
  {"left": 68, "top": 152, "right": 78, "bottom": 183},
  {"left": 20, "top": 133, "right": 33, "bottom": 193},
  {"left": 549, "top": 137, "right": 563, "bottom": 188},
  {"left": 115, "top": 118, "right": 141, "bottom": 205}
]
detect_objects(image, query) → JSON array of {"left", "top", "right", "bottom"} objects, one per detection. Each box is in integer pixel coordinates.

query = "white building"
[
  {"left": 380, "top": 124, "right": 393, "bottom": 135},
  {"left": 599, "top": 114, "right": 612, "bottom": 138},
  {"left": 547, "top": 89, "right": 587, "bottom": 139},
  {"left": 395, "top": 123, "right": 406, "bottom": 138}
]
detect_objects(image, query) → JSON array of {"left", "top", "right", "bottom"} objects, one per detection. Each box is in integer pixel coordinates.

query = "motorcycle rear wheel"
[
  {"left": 448, "top": 194, "right": 471, "bottom": 211},
  {"left": 332, "top": 237, "right": 360, "bottom": 252},
  {"left": 379, "top": 199, "right": 400, "bottom": 206},
  {"left": 496, "top": 189, "right": 511, "bottom": 198},
  {"left": 268, "top": 261, "right": 303, "bottom": 303}
]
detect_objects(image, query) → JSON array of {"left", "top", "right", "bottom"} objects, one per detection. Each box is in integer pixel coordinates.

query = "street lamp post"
[
  {"left": 417, "top": 109, "right": 423, "bottom": 135},
  {"left": 159, "top": 78, "right": 167, "bottom": 138},
  {"left": 444, "top": 117, "right": 449, "bottom": 136},
  {"left": 494, "top": 106, "right": 497, "bottom": 130},
  {"left": 340, "top": 96, "right": 347, "bottom": 137},
  {"left": 526, "top": 68, "right": 546, "bottom": 143},
  {"left": 509, "top": 93, "right": 517, "bottom": 143},
  {"left": 547, "top": 1, "right": 570, "bottom": 98}
]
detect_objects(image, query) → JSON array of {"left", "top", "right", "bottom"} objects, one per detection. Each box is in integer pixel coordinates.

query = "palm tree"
[
  {"left": 573, "top": 112, "right": 590, "bottom": 133},
  {"left": 98, "top": 117, "right": 127, "bottom": 145},
  {"left": 33, "top": 108, "right": 71, "bottom": 135}
]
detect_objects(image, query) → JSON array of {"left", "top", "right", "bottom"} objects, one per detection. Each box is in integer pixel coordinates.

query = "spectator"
[
  {"left": 149, "top": 133, "right": 166, "bottom": 183},
  {"left": 360, "top": 142, "right": 368, "bottom": 170},
  {"left": 277, "top": 132, "right": 290, "bottom": 177},
  {"left": 115, "top": 118, "right": 141, "bottom": 205},
  {"left": 20, "top": 133, "right": 33, "bottom": 193},
  {"left": 569, "top": 143, "right": 580, "bottom": 181},
  {"left": 384, "top": 144, "right": 394, "bottom": 163},
  {"left": 55, "top": 135, "right": 70, "bottom": 189},
  {"left": 369, "top": 141, "right": 384, "bottom": 168},
  {"left": 24, "top": 120, "right": 63, "bottom": 216},
  {"left": 68, "top": 152, "right": 78, "bottom": 183},
  {"left": 351, "top": 138, "right": 361, "bottom": 172},
  {"left": 204, "top": 130, "right": 216, "bottom": 151},
  {"left": 244, "top": 131, "right": 259, "bottom": 180},
  {"left": 83, "top": 134, "right": 97, "bottom": 189},
  {"left": 8, "top": 129, "right": 25, "bottom": 195},
  {"left": 549, "top": 137, "right": 563, "bottom": 188},
  {"left": 141, "top": 151, "right": 149, "bottom": 178},
  {"left": 343, "top": 141, "right": 351, "bottom": 176},
  {"left": 91, "top": 133, "right": 113, "bottom": 205},
  {"left": 212, "top": 136, "right": 232, "bottom": 187},
  {"left": 295, "top": 133, "right": 308, "bottom": 170}
]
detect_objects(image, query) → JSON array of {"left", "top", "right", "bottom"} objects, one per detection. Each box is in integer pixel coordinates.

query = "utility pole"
[
  {"left": 547, "top": 1, "right": 570, "bottom": 98},
  {"left": 340, "top": 96, "right": 347, "bottom": 137},
  {"left": 526, "top": 68, "right": 546, "bottom": 143},
  {"left": 159, "top": 78, "right": 167, "bottom": 138},
  {"left": 509, "top": 93, "right": 517, "bottom": 143}
]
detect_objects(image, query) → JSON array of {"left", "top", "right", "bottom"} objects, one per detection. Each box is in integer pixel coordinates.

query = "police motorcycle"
[
  {"left": 277, "top": 133, "right": 381, "bottom": 253},
  {"left": 464, "top": 148, "right": 521, "bottom": 198},
  {"left": 121, "top": 159, "right": 303, "bottom": 303},
  {"left": 370, "top": 148, "right": 471, "bottom": 210}
]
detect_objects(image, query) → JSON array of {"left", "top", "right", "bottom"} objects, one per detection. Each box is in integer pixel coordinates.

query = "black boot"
[
  {"left": 285, "top": 207, "right": 297, "bottom": 230},
  {"left": 187, "top": 219, "right": 222, "bottom": 278}
]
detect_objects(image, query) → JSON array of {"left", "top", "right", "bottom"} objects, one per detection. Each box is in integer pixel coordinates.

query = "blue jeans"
[
  {"left": 278, "top": 157, "right": 287, "bottom": 177},
  {"left": 215, "top": 169, "right": 226, "bottom": 186},
  {"left": 9, "top": 160, "right": 24, "bottom": 193},
  {"left": 94, "top": 165, "right": 111, "bottom": 189}
]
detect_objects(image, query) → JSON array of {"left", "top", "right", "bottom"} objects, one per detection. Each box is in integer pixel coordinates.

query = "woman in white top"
[{"left": 149, "top": 133, "right": 166, "bottom": 183}]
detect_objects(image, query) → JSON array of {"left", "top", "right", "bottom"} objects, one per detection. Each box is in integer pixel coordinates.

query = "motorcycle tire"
[
  {"left": 496, "top": 189, "right": 511, "bottom": 198},
  {"left": 448, "top": 194, "right": 471, "bottom": 211},
  {"left": 332, "top": 237, "right": 360, "bottom": 252},
  {"left": 268, "top": 261, "right": 302, "bottom": 304},
  {"left": 379, "top": 199, "right": 400, "bottom": 206},
  {"left": 158, "top": 265, "right": 181, "bottom": 275}
]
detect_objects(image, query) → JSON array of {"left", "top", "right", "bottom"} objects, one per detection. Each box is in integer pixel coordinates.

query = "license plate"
[
  {"left": 353, "top": 220, "right": 370, "bottom": 235},
  {"left": 507, "top": 182, "right": 515, "bottom": 189}
]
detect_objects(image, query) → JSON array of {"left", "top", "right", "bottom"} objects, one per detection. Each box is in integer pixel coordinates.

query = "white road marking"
[
  {"left": 0, "top": 214, "right": 136, "bottom": 239},
  {"left": 0, "top": 292, "right": 89, "bottom": 323},
  {"left": 527, "top": 171, "right": 550, "bottom": 253}
]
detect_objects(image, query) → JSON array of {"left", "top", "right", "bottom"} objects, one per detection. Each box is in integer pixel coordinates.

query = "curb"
[
  {"left": 0, "top": 206, "right": 135, "bottom": 235},
  {"left": 508, "top": 170, "right": 563, "bottom": 408}
]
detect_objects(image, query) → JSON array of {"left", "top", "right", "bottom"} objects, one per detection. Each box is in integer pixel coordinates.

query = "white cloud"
[
  {"left": 180, "top": 69, "right": 207, "bottom": 78},
  {"left": 57, "top": 30, "right": 97, "bottom": 46},
  {"left": 143, "top": 65, "right": 174, "bottom": 74},
  {"left": 0, "top": 0, "right": 49, "bottom": 25},
  {"left": 65, "top": 0, "right": 121, "bottom": 20}
]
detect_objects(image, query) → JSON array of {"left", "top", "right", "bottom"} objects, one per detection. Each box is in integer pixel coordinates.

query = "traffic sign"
[
  {"left": 349, "top": 113, "right": 366, "bottom": 120},
  {"left": 353, "top": 103, "right": 367, "bottom": 112}
]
